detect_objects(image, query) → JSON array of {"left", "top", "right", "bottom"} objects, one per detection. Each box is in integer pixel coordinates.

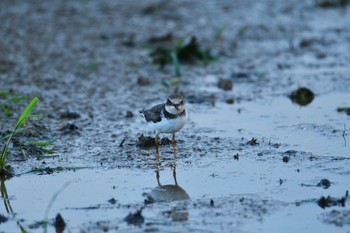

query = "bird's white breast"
[{"left": 148, "top": 111, "right": 188, "bottom": 134}]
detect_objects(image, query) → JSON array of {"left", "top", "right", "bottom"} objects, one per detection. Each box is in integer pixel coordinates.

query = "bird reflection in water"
[{"left": 144, "top": 165, "right": 190, "bottom": 222}]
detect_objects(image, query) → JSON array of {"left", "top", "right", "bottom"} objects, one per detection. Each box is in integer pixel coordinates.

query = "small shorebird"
[{"left": 140, "top": 94, "right": 188, "bottom": 160}]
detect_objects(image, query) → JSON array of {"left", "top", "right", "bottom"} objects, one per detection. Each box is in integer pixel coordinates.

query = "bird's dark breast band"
[
  {"left": 142, "top": 104, "right": 186, "bottom": 123},
  {"left": 164, "top": 109, "right": 186, "bottom": 119}
]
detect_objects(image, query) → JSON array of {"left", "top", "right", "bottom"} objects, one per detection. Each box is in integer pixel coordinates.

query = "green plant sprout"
[{"left": 0, "top": 97, "right": 39, "bottom": 176}]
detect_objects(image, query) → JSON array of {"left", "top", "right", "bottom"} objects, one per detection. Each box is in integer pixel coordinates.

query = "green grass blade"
[
  {"left": 27, "top": 141, "right": 54, "bottom": 147},
  {"left": 16, "top": 97, "right": 39, "bottom": 130},
  {"left": 0, "top": 91, "right": 13, "bottom": 96},
  {"left": 170, "top": 52, "right": 181, "bottom": 77},
  {"left": 0, "top": 97, "right": 39, "bottom": 171},
  {"left": 0, "top": 105, "right": 12, "bottom": 116},
  {"left": 43, "top": 181, "right": 71, "bottom": 233}
]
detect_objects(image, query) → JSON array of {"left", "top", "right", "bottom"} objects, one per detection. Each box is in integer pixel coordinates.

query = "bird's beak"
[{"left": 174, "top": 104, "right": 179, "bottom": 110}]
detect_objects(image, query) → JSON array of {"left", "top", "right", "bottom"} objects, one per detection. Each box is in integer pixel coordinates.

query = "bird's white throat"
[{"left": 165, "top": 104, "right": 185, "bottom": 115}]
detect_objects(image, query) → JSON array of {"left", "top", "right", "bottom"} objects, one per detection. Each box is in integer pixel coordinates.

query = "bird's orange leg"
[
  {"left": 172, "top": 133, "right": 177, "bottom": 158},
  {"left": 155, "top": 135, "right": 160, "bottom": 160}
]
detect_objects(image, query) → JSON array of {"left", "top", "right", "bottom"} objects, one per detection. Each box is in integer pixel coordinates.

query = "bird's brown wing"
[{"left": 141, "top": 104, "right": 164, "bottom": 123}]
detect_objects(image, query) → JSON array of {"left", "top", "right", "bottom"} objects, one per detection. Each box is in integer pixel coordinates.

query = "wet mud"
[{"left": 1, "top": 0, "right": 350, "bottom": 232}]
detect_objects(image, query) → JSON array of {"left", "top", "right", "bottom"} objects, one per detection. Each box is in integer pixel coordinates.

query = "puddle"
[
  {"left": 191, "top": 92, "right": 350, "bottom": 157},
  {"left": 2, "top": 152, "right": 350, "bottom": 232}
]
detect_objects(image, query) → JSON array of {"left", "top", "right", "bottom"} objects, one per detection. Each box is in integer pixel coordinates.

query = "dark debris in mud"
[
  {"left": 137, "top": 134, "right": 171, "bottom": 149},
  {"left": 124, "top": 208, "right": 145, "bottom": 226},
  {"left": 246, "top": 138, "right": 259, "bottom": 146},
  {"left": 315, "top": 0, "right": 350, "bottom": 8},
  {"left": 321, "top": 209, "right": 350, "bottom": 227},
  {"left": 289, "top": 87, "right": 314, "bottom": 106},
  {"left": 59, "top": 111, "right": 81, "bottom": 119},
  {"left": 107, "top": 198, "right": 117, "bottom": 205},
  {"left": 137, "top": 76, "right": 151, "bottom": 86},
  {"left": 55, "top": 214, "right": 66, "bottom": 233},
  {"left": 59, "top": 123, "right": 80, "bottom": 135},
  {"left": 318, "top": 191, "right": 349, "bottom": 209},
  {"left": 0, "top": 214, "right": 8, "bottom": 224},
  {"left": 217, "top": 78, "right": 233, "bottom": 91},
  {"left": 301, "top": 179, "right": 331, "bottom": 189}
]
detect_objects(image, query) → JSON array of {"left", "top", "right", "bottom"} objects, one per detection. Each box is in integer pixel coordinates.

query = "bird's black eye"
[
  {"left": 166, "top": 99, "right": 172, "bottom": 105},
  {"left": 180, "top": 100, "right": 184, "bottom": 105}
]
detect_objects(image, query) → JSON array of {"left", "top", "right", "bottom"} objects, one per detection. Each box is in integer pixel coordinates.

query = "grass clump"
[
  {"left": 0, "top": 97, "right": 39, "bottom": 177},
  {"left": 150, "top": 36, "right": 215, "bottom": 76}
]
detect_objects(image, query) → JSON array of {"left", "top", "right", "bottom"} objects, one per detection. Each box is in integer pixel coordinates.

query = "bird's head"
[{"left": 165, "top": 94, "right": 185, "bottom": 115}]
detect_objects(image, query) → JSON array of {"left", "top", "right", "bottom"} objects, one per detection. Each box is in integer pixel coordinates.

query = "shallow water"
[
  {"left": 192, "top": 92, "right": 350, "bottom": 157},
  {"left": 2, "top": 153, "right": 349, "bottom": 232}
]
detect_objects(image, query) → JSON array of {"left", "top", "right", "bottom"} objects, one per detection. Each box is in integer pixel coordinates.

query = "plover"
[{"left": 140, "top": 94, "right": 188, "bottom": 160}]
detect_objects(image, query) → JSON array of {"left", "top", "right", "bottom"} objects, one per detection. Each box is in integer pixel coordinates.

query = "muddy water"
[
  {"left": 2, "top": 93, "right": 350, "bottom": 232},
  {"left": 1, "top": 0, "right": 350, "bottom": 232}
]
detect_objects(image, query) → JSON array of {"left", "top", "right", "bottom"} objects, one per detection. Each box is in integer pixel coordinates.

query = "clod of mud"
[
  {"left": 55, "top": 213, "right": 66, "bottom": 233},
  {"left": 317, "top": 179, "right": 331, "bottom": 189},
  {"left": 125, "top": 111, "right": 134, "bottom": 118},
  {"left": 317, "top": 191, "right": 348, "bottom": 209},
  {"left": 137, "top": 134, "right": 171, "bottom": 149},
  {"left": 59, "top": 123, "right": 80, "bottom": 135},
  {"left": 210, "top": 199, "right": 215, "bottom": 207},
  {"left": 137, "top": 77, "right": 151, "bottom": 86},
  {"left": 231, "top": 72, "right": 249, "bottom": 80},
  {"left": 315, "top": 0, "right": 350, "bottom": 8},
  {"left": 225, "top": 98, "right": 234, "bottom": 104},
  {"left": 59, "top": 111, "right": 81, "bottom": 119},
  {"left": 107, "top": 198, "right": 117, "bottom": 205},
  {"left": 0, "top": 214, "right": 8, "bottom": 223},
  {"left": 124, "top": 208, "right": 145, "bottom": 226},
  {"left": 282, "top": 155, "right": 290, "bottom": 163},
  {"left": 289, "top": 87, "right": 314, "bottom": 106},
  {"left": 246, "top": 138, "right": 259, "bottom": 146},
  {"left": 218, "top": 78, "right": 233, "bottom": 91}
]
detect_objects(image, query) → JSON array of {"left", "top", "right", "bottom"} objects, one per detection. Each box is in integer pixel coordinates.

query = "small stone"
[
  {"left": 226, "top": 98, "right": 234, "bottom": 104},
  {"left": 137, "top": 77, "right": 151, "bottom": 86},
  {"left": 290, "top": 87, "right": 314, "bottom": 106},
  {"left": 107, "top": 198, "right": 117, "bottom": 205},
  {"left": 55, "top": 214, "right": 66, "bottom": 233},
  {"left": 282, "top": 156, "right": 289, "bottom": 163},
  {"left": 126, "top": 111, "right": 134, "bottom": 118},
  {"left": 218, "top": 78, "right": 233, "bottom": 91}
]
